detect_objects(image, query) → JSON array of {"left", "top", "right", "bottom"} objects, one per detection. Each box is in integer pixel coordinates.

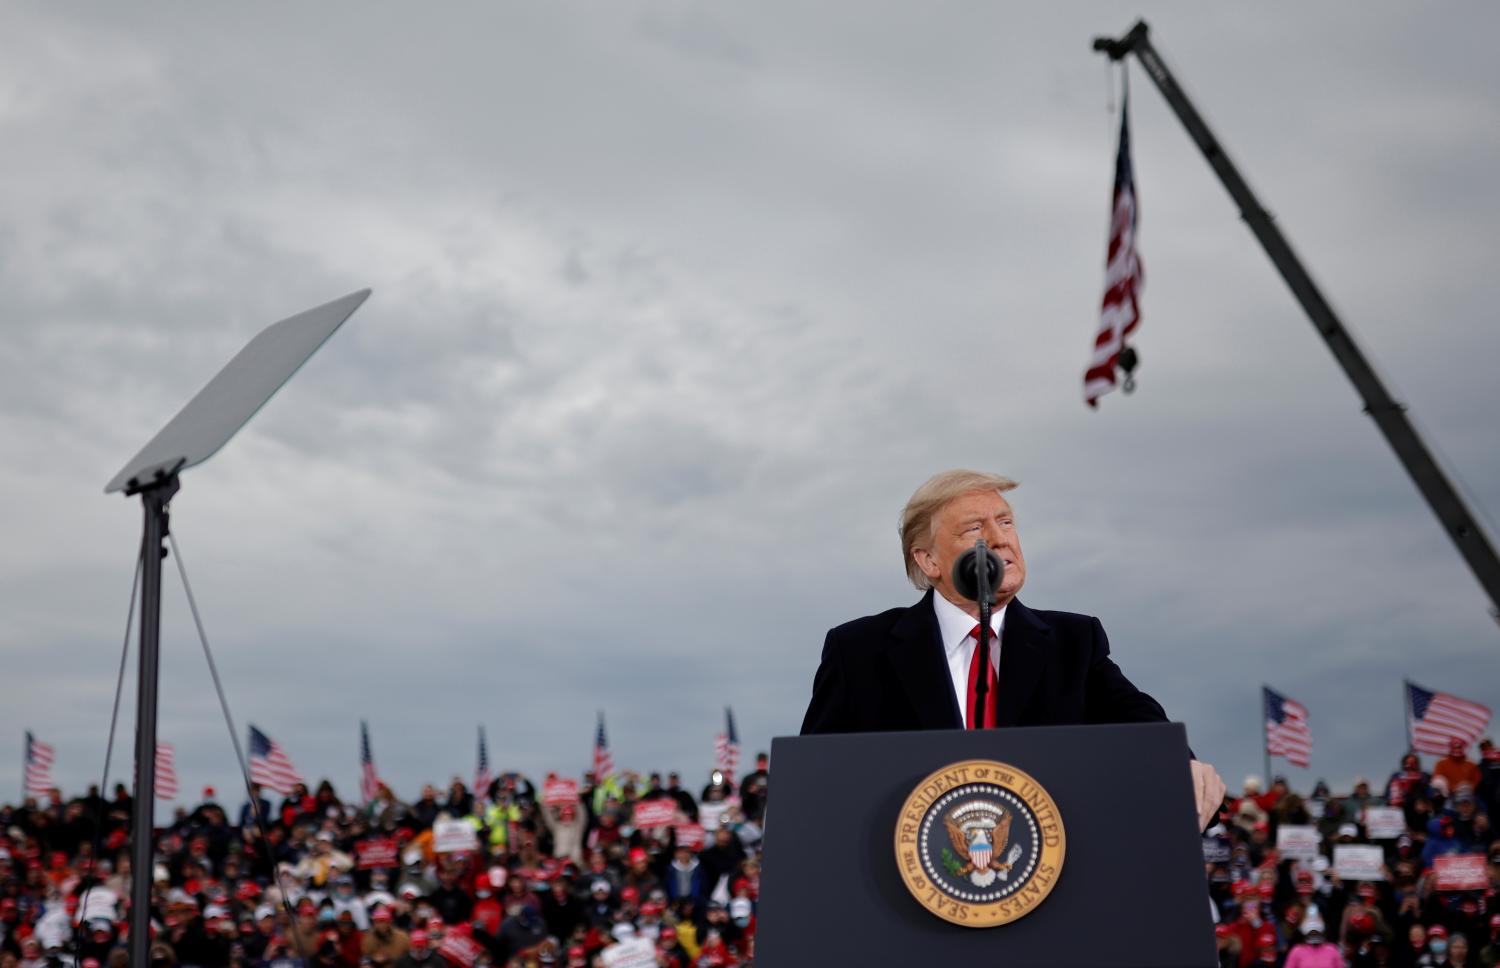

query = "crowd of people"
[
  {"left": 2, "top": 737, "right": 1498, "bottom": 968},
  {"left": 0, "top": 756, "right": 770, "bottom": 968},
  {"left": 1209, "top": 738, "right": 1500, "bottom": 967}
]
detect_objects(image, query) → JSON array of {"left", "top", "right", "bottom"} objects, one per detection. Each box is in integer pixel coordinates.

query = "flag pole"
[
  {"left": 1402, "top": 679, "right": 1415, "bottom": 757},
  {"left": 1260, "top": 686, "right": 1271, "bottom": 789}
]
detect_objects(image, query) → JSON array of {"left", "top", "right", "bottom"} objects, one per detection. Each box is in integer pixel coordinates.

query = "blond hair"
[{"left": 900, "top": 470, "right": 1019, "bottom": 589}]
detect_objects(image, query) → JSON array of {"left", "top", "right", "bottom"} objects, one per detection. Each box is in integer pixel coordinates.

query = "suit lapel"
[
  {"left": 995, "top": 599, "right": 1052, "bottom": 727},
  {"left": 884, "top": 590, "right": 963, "bottom": 730}
]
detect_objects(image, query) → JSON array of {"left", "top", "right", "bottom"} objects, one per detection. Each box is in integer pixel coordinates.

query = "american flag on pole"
[
  {"left": 23, "top": 732, "right": 55, "bottom": 797},
  {"left": 592, "top": 712, "right": 614, "bottom": 781},
  {"left": 1406, "top": 681, "right": 1491, "bottom": 756},
  {"left": 714, "top": 707, "right": 741, "bottom": 784},
  {"left": 155, "top": 742, "right": 179, "bottom": 800},
  {"left": 1085, "top": 94, "right": 1145, "bottom": 407},
  {"left": 1264, "top": 686, "right": 1312, "bottom": 769},
  {"left": 474, "top": 726, "right": 493, "bottom": 797},
  {"left": 359, "top": 721, "right": 383, "bottom": 803},
  {"left": 247, "top": 725, "right": 304, "bottom": 795}
]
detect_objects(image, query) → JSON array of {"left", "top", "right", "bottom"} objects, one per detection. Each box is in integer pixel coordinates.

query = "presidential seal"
[{"left": 894, "top": 759, "right": 1065, "bottom": 928}]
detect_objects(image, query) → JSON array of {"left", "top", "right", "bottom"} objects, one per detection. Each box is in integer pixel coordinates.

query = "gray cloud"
[{"left": 2, "top": 2, "right": 1498, "bottom": 812}]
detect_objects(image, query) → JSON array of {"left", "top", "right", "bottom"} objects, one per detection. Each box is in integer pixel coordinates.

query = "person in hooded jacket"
[{"left": 1284, "top": 925, "right": 1344, "bottom": 968}]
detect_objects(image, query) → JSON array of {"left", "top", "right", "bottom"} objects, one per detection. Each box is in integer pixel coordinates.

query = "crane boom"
[{"left": 1093, "top": 20, "right": 1500, "bottom": 627}]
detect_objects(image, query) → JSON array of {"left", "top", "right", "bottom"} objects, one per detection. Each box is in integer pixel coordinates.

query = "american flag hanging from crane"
[{"left": 1085, "top": 94, "right": 1145, "bottom": 407}]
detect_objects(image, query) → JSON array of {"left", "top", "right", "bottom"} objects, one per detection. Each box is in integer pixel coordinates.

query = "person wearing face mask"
[
  {"left": 1284, "top": 926, "right": 1343, "bottom": 968},
  {"left": 727, "top": 897, "right": 755, "bottom": 946},
  {"left": 1418, "top": 925, "right": 1453, "bottom": 967}
]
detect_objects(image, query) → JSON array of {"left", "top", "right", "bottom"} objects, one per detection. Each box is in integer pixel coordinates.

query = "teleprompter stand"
[
  {"left": 105, "top": 290, "right": 370, "bottom": 967},
  {"left": 757, "top": 722, "right": 1215, "bottom": 968}
]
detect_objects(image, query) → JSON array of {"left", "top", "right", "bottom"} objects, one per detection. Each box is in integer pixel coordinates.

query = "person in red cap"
[
  {"left": 539, "top": 798, "right": 587, "bottom": 866},
  {"left": 1341, "top": 883, "right": 1392, "bottom": 948},
  {"left": 1230, "top": 890, "right": 1272, "bottom": 968},
  {"left": 1420, "top": 924, "right": 1453, "bottom": 967},
  {"left": 1475, "top": 914, "right": 1500, "bottom": 968},
  {"left": 1215, "top": 922, "right": 1242, "bottom": 968},
  {"left": 391, "top": 928, "right": 434, "bottom": 968},
  {"left": 362, "top": 905, "right": 410, "bottom": 966},
  {"left": 656, "top": 923, "right": 689, "bottom": 968},
  {"left": 565, "top": 943, "right": 588, "bottom": 968},
  {"left": 622, "top": 846, "right": 660, "bottom": 898}
]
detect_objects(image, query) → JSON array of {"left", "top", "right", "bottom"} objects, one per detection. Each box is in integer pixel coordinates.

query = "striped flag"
[
  {"left": 23, "top": 732, "right": 55, "bottom": 797},
  {"left": 714, "top": 707, "right": 741, "bottom": 784},
  {"left": 1264, "top": 686, "right": 1312, "bottom": 768},
  {"left": 247, "top": 725, "right": 304, "bottom": 795},
  {"left": 1407, "top": 681, "right": 1491, "bottom": 756},
  {"left": 1085, "top": 94, "right": 1145, "bottom": 407},
  {"left": 155, "top": 742, "right": 179, "bottom": 800},
  {"left": 474, "top": 726, "right": 493, "bottom": 797},
  {"left": 592, "top": 712, "right": 614, "bottom": 781},
  {"left": 359, "top": 721, "right": 382, "bottom": 803}
]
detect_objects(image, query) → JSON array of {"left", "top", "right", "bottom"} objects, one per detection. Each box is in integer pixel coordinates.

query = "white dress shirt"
[{"left": 932, "top": 592, "right": 1007, "bottom": 721}]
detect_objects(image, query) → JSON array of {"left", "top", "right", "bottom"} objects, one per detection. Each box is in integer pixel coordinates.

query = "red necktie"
[{"left": 966, "top": 624, "right": 998, "bottom": 729}]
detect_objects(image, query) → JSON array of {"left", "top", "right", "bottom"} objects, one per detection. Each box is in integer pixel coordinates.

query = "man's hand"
[{"left": 1190, "top": 759, "right": 1227, "bottom": 830}]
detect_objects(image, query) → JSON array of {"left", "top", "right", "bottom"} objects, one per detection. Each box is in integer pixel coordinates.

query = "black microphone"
[{"left": 952, "top": 540, "right": 1004, "bottom": 605}]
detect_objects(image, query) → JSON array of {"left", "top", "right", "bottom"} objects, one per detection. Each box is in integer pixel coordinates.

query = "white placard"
[
  {"left": 1276, "top": 825, "right": 1322, "bottom": 861},
  {"left": 600, "top": 937, "right": 656, "bottom": 968},
  {"left": 1362, "top": 807, "right": 1406, "bottom": 840},
  {"left": 432, "top": 818, "right": 480, "bottom": 854},
  {"left": 1333, "top": 844, "right": 1386, "bottom": 881},
  {"left": 699, "top": 802, "right": 730, "bottom": 830}
]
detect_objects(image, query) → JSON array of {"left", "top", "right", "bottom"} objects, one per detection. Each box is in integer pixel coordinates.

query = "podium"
[{"left": 757, "top": 722, "right": 1215, "bottom": 968}]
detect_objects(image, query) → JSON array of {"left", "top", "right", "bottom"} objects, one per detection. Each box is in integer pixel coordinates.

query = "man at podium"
[{"left": 800, "top": 468, "right": 1225, "bottom": 828}]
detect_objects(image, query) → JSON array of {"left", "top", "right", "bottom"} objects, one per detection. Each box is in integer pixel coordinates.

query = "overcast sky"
[{"left": 3, "top": 3, "right": 1498, "bottom": 818}]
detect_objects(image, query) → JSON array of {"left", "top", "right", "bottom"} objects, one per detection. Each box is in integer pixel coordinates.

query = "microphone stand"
[{"left": 972, "top": 541, "right": 992, "bottom": 731}]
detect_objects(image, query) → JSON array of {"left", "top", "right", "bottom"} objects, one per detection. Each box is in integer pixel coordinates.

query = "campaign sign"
[
  {"left": 1362, "top": 807, "right": 1405, "bottom": 840},
  {"left": 1202, "top": 838, "right": 1232, "bottom": 864},
  {"left": 675, "top": 824, "right": 706, "bottom": 851},
  {"left": 436, "top": 931, "right": 485, "bottom": 968},
  {"left": 543, "top": 777, "right": 579, "bottom": 806},
  {"left": 357, "top": 837, "right": 399, "bottom": 870},
  {"left": 1433, "top": 854, "right": 1488, "bottom": 891},
  {"left": 1275, "top": 825, "right": 1322, "bottom": 862},
  {"left": 1333, "top": 845, "right": 1386, "bottom": 881},
  {"left": 600, "top": 937, "right": 656, "bottom": 968},
  {"left": 432, "top": 818, "right": 480, "bottom": 854},
  {"left": 632, "top": 799, "right": 677, "bottom": 830}
]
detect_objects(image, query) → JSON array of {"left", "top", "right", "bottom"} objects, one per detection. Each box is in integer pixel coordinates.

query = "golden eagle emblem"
[{"left": 943, "top": 801, "right": 1024, "bottom": 888}]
